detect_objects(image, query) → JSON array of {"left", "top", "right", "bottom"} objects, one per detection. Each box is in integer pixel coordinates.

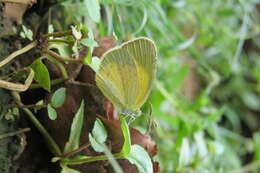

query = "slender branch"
[
  {"left": 0, "top": 128, "right": 30, "bottom": 139},
  {"left": 42, "top": 50, "right": 82, "bottom": 64},
  {"left": 30, "top": 78, "right": 66, "bottom": 89},
  {"left": 0, "top": 0, "right": 35, "bottom": 5},
  {"left": 66, "top": 80, "right": 96, "bottom": 88},
  {"left": 42, "top": 30, "right": 72, "bottom": 38},
  {"left": 11, "top": 91, "right": 62, "bottom": 156},
  {"left": 0, "top": 41, "right": 37, "bottom": 68},
  {"left": 63, "top": 143, "right": 90, "bottom": 158},
  {"left": 64, "top": 152, "right": 124, "bottom": 165},
  {"left": 45, "top": 56, "right": 68, "bottom": 79},
  {"left": 48, "top": 39, "right": 74, "bottom": 44},
  {"left": 13, "top": 104, "right": 46, "bottom": 109},
  {"left": 0, "top": 68, "right": 35, "bottom": 92}
]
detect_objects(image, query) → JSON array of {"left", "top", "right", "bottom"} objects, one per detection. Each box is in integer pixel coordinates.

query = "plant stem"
[
  {"left": 42, "top": 50, "right": 82, "bottom": 64},
  {"left": 0, "top": 67, "right": 34, "bottom": 92},
  {"left": 66, "top": 80, "right": 96, "bottom": 88},
  {"left": 0, "top": 41, "right": 37, "bottom": 68},
  {"left": 45, "top": 56, "right": 68, "bottom": 79},
  {"left": 30, "top": 78, "right": 66, "bottom": 89},
  {"left": 48, "top": 39, "right": 74, "bottom": 44},
  {"left": 0, "top": 0, "right": 33, "bottom": 4},
  {"left": 13, "top": 104, "right": 46, "bottom": 109},
  {"left": 42, "top": 30, "right": 72, "bottom": 38},
  {"left": 0, "top": 128, "right": 30, "bottom": 139},
  {"left": 64, "top": 152, "right": 124, "bottom": 165},
  {"left": 102, "top": 144, "right": 124, "bottom": 173},
  {"left": 63, "top": 143, "right": 90, "bottom": 158},
  {"left": 11, "top": 91, "right": 62, "bottom": 156}
]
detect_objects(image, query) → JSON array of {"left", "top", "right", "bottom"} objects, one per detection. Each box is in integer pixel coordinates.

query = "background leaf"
[
  {"left": 51, "top": 87, "right": 66, "bottom": 108},
  {"left": 60, "top": 164, "right": 81, "bottom": 173},
  {"left": 89, "top": 118, "right": 108, "bottom": 152},
  {"left": 30, "top": 58, "right": 51, "bottom": 92},
  {"left": 126, "top": 145, "right": 153, "bottom": 173},
  {"left": 64, "top": 100, "right": 85, "bottom": 153},
  {"left": 85, "top": 0, "right": 101, "bottom": 23},
  {"left": 119, "top": 115, "right": 131, "bottom": 156},
  {"left": 47, "top": 104, "right": 57, "bottom": 120},
  {"left": 88, "top": 56, "right": 101, "bottom": 72}
]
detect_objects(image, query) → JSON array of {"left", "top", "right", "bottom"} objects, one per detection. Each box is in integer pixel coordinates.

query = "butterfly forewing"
[
  {"left": 95, "top": 37, "right": 157, "bottom": 113},
  {"left": 96, "top": 44, "right": 140, "bottom": 111},
  {"left": 123, "top": 38, "right": 157, "bottom": 110}
]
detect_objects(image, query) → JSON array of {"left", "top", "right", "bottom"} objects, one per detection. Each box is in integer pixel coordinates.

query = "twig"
[
  {"left": 63, "top": 143, "right": 90, "bottom": 158},
  {"left": 13, "top": 104, "right": 46, "bottom": 109},
  {"left": 0, "top": 67, "right": 35, "bottom": 91},
  {"left": 48, "top": 39, "right": 74, "bottom": 44},
  {"left": 45, "top": 55, "right": 68, "bottom": 79},
  {"left": 42, "top": 30, "right": 72, "bottom": 39},
  {"left": 0, "top": 128, "right": 30, "bottom": 139},
  {"left": 0, "top": 41, "right": 37, "bottom": 68},
  {"left": 0, "top": 0, "right": 35, "bottom": 5},
  {"left": 30, "top": 78, "right": 66, "bottom": 89},
  {"left": 42, "top": 50, "right": 82, "bottom": 64},
  {"left": 66, "top": 80, "right": 96, "bottom": 88},
  {"left": 11, "top": 91, "right": 62, "bottom": 156}
]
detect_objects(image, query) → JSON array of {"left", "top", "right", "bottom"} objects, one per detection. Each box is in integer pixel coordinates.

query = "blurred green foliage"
[{"left": 54, "top": 0, "right": 260, "bottom": 172}]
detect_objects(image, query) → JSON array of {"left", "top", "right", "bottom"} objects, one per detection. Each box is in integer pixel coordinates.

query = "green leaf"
[
  {"left": 178, "top": 138, "right": 190, "bottom": 167},
  {"left": 119, "top": 114, "right": 131, "bottom": 156},
  {"left": 89, "top": 133, "right": 105, "bottom": 152},
  {"left": 241, "top": 91, "right": 260, "bottom": 111},
  {"left": 20, "top": 25, "right": 33, "bottom": 41},
  {"left": 82, "top": 30, "right": 98, "bottom": 65},
  {"left": 92, "top": 118, "right": 108, "bottom": 143},
  {"left": 72, "top": 41, "right": 80, "bottom": 58},
  {"left": 89, "top": 118, "right": 108, "bottom": 152},
  {"left": 48, "top": 24, "right": 54, "bottom": 34},
  {"left": 71, "top": 25, "right": 82, "bottom": 40},
  {"left": 126, "top": 145, "right": 153, "bottom": 173},
  {"left": 88, "top": 56, "right": 101, "bottom": 72},
  {"left": 60, "top": 164, "right": 81, "bottom": 173},
  {"left": 51, "top": 88, "right": 66, "bottom": 108},
  {"left": 194, "top": 131, "right": 208, "bottom": 158},
  {"left": 48, "top": 42, "right": 73, "bottom": 58},
  {"left": 81, "top": 38, "right": 99, "bottom": 47},
  {"left": 47, "top": 104, "right": 57, "bottom": 120},
  {"left": 85, "top": 0, "right": 101, "bottom": 23},
  {"left": 30, "top": 58, "right": 51, "bottom": 92},
  {"left": 64, "top": 100, "right": 85, "bottom": 153}
]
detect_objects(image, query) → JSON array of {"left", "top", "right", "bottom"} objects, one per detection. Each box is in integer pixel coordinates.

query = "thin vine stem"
[
  {"left": 0, "top": 0, "right": 34, "bottom": 5},
  {"left": 0, "top": 41, "right": 37, "bottom": 68},
  {"left": 0, "top": 67, "right": 35, "bottom": 91},
  {"left": 63, "top": 152, "right": 124, "bottom": 165},
  {"left": 48, "top": 39, "right": 74, "bottom": 44},
  {"left": 11, "top": 91, "right": 62, "bottom": 156},
  {"left": 30, "top": 78, "right": 65, "bottom": 89},
  {"left": 42, "top": 50, "right": 82, "bottom": 64},
  {"left": 0, "top": 128, "right": 30, "bottom": 139},
  {"left": 42, "top": 30, "right": 72, "bottom": 38},
  {"left": 63, "top": 143, "right": 90, "bottom": 158}
]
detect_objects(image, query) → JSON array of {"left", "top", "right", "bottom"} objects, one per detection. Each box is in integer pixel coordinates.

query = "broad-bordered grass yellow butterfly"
[{"left": 95, "top": 37, "right": 157, "bottom": 116}]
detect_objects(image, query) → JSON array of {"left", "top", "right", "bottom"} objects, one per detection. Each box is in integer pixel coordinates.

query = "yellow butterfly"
[{"left": 95, "top": 37, "right": 157, "bottom": 116}]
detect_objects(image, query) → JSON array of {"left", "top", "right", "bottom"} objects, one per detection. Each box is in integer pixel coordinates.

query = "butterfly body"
[{"left": 95, "top": 37, "right": 157, "bottom": 115}]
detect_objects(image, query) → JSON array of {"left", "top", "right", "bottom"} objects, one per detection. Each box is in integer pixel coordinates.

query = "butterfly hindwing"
[{"left": 122, "top": 38, "right": 157, "bottom": 110}]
